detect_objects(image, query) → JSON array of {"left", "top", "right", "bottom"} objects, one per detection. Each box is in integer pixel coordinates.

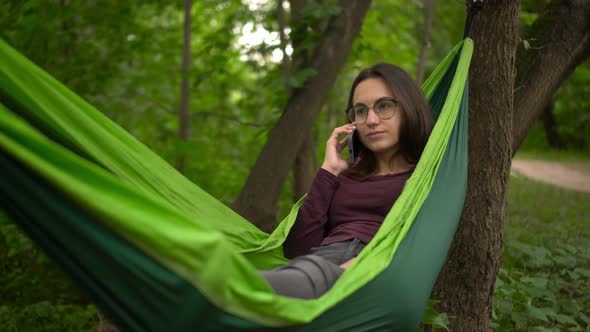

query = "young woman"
[{"left": 259, "top": 62, "right": 433, "bottom": 299}]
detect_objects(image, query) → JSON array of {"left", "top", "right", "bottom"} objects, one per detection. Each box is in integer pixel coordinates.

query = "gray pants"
[{"left": 259, "top": 238, "right": 366, "bottom": 299}]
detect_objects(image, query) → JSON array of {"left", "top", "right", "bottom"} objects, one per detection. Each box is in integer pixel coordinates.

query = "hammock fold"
[{"left": 0, "top": 37, "right": 472, "bottom": 331}]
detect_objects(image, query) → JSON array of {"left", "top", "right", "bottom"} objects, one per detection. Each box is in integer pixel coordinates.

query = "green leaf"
[
  {"left": 552, "top": 313, "right": 579, "bottom": 326},
  {"left": 421, "top": 300, "right": 449, "bottom": 330},
  {"left": 520, "top": 12, "right": 539, "bottom": 27},
  {"left": 522, "top": 276, "right": 549, "bottom": 289},
  {"left": 573, "top": 268, "right": 590, "bottom": 278},
  {"left": 22, "top": 0, "right": 43, "bottom": 11},
  {"left": 287, "top": 67, "right": 318, "bottom": 88},
  {"left": 527, "top": 305, "right": 554, "bottom": 322},
  {"left": 579, "top": 313, "right": 590, "bottom": 325}
]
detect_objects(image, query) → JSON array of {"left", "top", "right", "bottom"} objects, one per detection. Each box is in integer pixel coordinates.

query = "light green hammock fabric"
[{"left": 0, "top": 37, "right": 472, "bottom": 331}]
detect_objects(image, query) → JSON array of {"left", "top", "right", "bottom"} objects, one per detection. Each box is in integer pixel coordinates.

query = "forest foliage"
[{"left": 0, "top": 0, "right": 588, "bottom": 331}]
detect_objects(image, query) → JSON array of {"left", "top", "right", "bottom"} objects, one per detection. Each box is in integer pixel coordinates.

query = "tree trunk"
[
  {"left": 232, "top": 0, "right": 371, "bottom": 231},
  {"left": 288, "top": 0, "right": 319, "bottom": 203},
  {"left": 416, "top": 0, "right": 435, "bottom": 85},
  {"left": 176, "top": 0, "right": 192, "bottom": 172},
  {"left": 431, "top": 1, "right": 519, "bottom": 331},
  {"left": 540, "top": 101, "right": 564, "bottom": 150},
  {"left": 512, "top": 0, "right": 590, "bottom": 154},
  {"left": 276, "top": 0, "right": 290, "bottom": 88},
  {"left": 293, "top": 129, "right": 316, "bottom": 202},
  {"left": 59, "top": 0, "right": 71, "bottom": 61}
]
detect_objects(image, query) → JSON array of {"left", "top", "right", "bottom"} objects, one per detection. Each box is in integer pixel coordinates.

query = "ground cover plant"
[{"left": 493, "top": 169, "right": 590, "bottom": 331}]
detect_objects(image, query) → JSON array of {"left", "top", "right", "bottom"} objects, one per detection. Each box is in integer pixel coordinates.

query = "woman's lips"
[{"left": 366, "top": 131, "right": 385, "bottom": 138}]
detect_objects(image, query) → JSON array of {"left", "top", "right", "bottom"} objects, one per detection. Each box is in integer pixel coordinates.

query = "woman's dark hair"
[{"left": 343, "top": 62, "right": 433, "bottom": 179}]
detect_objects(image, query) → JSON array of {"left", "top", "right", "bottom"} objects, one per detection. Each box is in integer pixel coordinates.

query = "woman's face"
[{"left": 352, "top": 77, "right": 402, "bottom": 156}]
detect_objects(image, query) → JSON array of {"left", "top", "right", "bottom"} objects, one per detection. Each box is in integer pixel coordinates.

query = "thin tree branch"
[
  {"left": 177, "top": 0, "right": 193, "bottom": 171},
  {"left": 416, "top": 0, "right": 435, "bottom": 85},
  {"left": 277, "top": 0, "right": 291, "bottom": 89}
]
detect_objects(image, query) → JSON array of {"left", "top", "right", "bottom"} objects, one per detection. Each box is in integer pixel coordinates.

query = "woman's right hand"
[{"left": 321, "top": 123, "right": 357, "bottom": 176}]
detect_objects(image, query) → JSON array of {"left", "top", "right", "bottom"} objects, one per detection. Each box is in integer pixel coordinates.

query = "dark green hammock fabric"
[{"left": 0, "top": 38, "right": 472, "bottom": 331}]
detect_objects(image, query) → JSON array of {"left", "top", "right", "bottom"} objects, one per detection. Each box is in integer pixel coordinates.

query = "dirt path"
[{"left": 511, "top": 160, "right": 590, "bottom": 193}]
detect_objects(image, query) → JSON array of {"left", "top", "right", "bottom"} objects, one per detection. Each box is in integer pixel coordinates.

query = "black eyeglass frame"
[{"left": 344, "top": 97, "right": 399, "bottom": 124}]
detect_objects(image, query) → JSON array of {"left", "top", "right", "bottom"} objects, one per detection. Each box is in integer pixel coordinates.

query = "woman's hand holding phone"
[{"left": 321, "top": 123, "right": 356, "bottom": 176}]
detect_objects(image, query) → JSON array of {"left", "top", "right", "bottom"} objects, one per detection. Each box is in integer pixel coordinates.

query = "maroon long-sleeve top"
[{"left": 284, "top": 167, "right": 414, "bottom": 259}]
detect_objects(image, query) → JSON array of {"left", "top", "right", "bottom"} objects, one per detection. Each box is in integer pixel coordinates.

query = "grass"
[
  {"left": 514, "top": 149, "right": 590, "bottom": 173},
  {"left": 493, "top": 172, "right": 590, "bottom": 331},
  {"left": 506, "top": 174, "right": 589, "bottom": 246}
]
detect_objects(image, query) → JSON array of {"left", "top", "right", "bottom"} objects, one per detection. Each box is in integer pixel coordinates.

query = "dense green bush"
[
  {"left": 0, "top": 303, "right": 98, "bottom": 332},
  {"left": 0, "top": 214, "right": 101, "bottom": 331}
]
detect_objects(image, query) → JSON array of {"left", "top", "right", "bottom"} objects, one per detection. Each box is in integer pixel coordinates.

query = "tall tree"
[
  {"left": 293, "top": 133, "right": 317, "bottom": 201},
  {"left": 432, "top": 0, "right": 589, "bottom": 329},
  {"left": 232, "top": 0, "right": 372, "bottom": 231},
  {"left": 176, "top": 0, "right": 193, "bottom": 172},
  {"left": 512, "top": 0, "right": 590, "bottom": 153},
  {"left": 416, "top": 0, "right": 435, "bottom": 85},
  {"left": 431, "top": 1, "right": 520, "bottom": 330},
  {"left": 289, "top": 0, "right": 322, "bottom": 203},
  {"left": 276, "top": 0, "right": 290, "bottom": 88}
]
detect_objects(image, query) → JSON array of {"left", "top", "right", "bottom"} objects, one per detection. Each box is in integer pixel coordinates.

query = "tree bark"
[
  {"left": 512, "top": 0, "right": 590, "bottom": 154},
  {"left": 176, "top": 0, "right": 192, "bottom": 172},
  {"left": 289, "top": 0, "right": 319, "bottom": 203},
  {"left": 541, "top": 101, "right": 565, "bottom": 150},
  {"left": 293, "top": 129, "right": 316, "bottom": 202},
  {"left": 431, "top": 1, "right": 519, "bottom": 331},
  {"left": 289, "top": 0, "right": 324, "bottom": 69},
  {"left": 416, "top": 0, "right": 435, "bottom": 85},
  {"left": 232, "top": 0, "right": 371, "bottom": 231},
  {"left": 276, "top": 0, "right": 290, "bottom": 88}
]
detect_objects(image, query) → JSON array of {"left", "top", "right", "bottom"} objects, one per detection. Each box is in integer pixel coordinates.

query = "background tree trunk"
[
  {"left": 289, "top": 0, "right": 319, "bottom": 204},
  {"left": 293, "top": 130, "right": 317, "bottom": 201},
  {"left": 512, "top": 0, "right": 590, "bottom": 154},
  {"left": 431, "top": 1, "right": 520, "bottom": 331},
  {"left": 232, "top": 0, "right": 371, "bottom": 231},
  {"left": 58, "top": 0, "right": 72, "bottom": 61},
  {"left": 416, "top": 0, "right": 435, "bottom": 85},
  {"left": 176, "top": 0, "right": 192, "bottom": 172},
  {"left": 541, "top": 101, "right": 565, "bottom": 149},
  {"left": 276, "top": 0, "right": 290, "bottom": 88}
]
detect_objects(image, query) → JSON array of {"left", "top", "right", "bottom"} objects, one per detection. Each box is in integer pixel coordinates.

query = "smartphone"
[{"left": 347, "top": 130, "right": 362, "bottom": 165}]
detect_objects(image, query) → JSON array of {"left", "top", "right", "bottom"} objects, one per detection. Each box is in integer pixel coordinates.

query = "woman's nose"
[{"left": 365, "top": 108, "right": 379, "bottom": 125}]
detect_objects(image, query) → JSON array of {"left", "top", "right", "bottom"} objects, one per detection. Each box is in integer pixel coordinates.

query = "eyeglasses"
[{"left": 345, "top": 97, "right": 399, "bottom": 124}]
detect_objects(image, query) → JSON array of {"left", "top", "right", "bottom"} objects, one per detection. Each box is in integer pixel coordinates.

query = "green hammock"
[{"left": 0, "top": 37, "right": 472, "bottom": 331}]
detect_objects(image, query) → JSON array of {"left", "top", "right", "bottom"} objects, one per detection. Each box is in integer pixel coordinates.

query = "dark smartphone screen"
[{"left": 347, "top": 131, "right": 362, "bottom": 165}]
